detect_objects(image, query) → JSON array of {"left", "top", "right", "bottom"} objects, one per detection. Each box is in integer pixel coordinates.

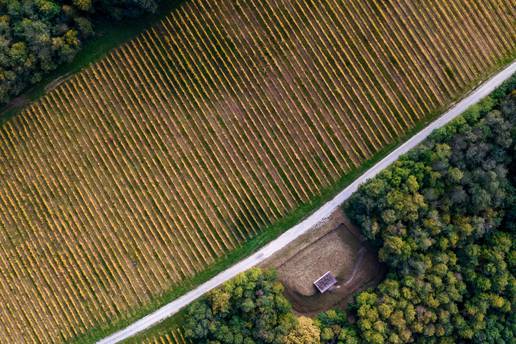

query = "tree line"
[
  {"left": 0, "top": 0, "right": 160, "bottom": 105},
  {"left": 183, "top": 77, "right": 516, "bottom": 343}
]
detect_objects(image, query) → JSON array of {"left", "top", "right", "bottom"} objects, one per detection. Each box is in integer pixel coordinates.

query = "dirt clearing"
[{"left": 262, "top": 209, "right": 384, "bottom": 316}]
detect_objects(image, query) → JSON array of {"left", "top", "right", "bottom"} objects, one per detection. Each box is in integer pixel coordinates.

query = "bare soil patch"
[{"left": 262, "top": 209, "right": 384, "bottom": 316}]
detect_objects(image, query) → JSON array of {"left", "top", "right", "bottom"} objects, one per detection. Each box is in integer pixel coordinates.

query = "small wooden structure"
[{"left": 313, "top": 271, "right": 337, "bottom": 293}]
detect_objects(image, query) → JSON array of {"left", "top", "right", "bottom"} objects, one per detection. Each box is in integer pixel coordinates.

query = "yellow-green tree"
[{"left": 285, "top": 317, "right": 320, "bottom": 344}]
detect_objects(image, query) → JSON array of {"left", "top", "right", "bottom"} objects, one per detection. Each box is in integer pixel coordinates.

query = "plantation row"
[
  {"left": 0, "top": 0, "right": 514, "bottom": 342},
  {"left": 138, "top": 329, "right": 188, "bottom": 344}
]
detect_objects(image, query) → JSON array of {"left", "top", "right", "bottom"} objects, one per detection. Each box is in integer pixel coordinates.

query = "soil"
[{"left": 261, "top": 208, "right": 384, "bottom": 316}]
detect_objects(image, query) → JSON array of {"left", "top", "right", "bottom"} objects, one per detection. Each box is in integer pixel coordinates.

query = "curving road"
[{"left": 98, "top": 61, "right": 516, "bottom": 344}]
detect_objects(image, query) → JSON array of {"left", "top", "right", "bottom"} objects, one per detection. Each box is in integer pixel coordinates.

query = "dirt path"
[
  {"left": 343, "top": 247, "right": 366, "bottom": 287},
  {"left": 0, "top": 96, "right": 30, "bottom": 120}
]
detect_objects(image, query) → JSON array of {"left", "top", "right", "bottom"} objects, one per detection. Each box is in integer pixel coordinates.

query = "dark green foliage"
[
  {"left": 340, "top": 84, "right": 516, "bottom": 343},
  {"left": 317, "top": 309, "right": 359, "bottom": 344},
  {"left": 184, "top": 268, "right": 297, "bottom": 344},
  {"left": 0, "top": 0, "right": 158, "bottom": 104},
  {"left": 92, "top": 0, "right": 158, "bottom": 19}
]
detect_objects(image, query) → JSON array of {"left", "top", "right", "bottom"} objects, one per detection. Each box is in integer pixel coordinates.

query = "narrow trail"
[
  {"left": 98, "top": 61, "right": 516, "bottom": 344},
  {"left": 343, "top": 247, "right": 366, "bottom": 287}
]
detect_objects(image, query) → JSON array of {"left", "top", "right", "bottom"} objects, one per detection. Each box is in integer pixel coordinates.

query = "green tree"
[
  {"left": 184, "top": 268, "right": 297, "bottom": 344},
  {"left": 340, "top": 88, "right": 516, "bottom": 343}
]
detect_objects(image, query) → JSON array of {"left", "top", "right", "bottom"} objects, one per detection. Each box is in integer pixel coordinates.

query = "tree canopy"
[
  {"left": 342, "top": 82, "right": 516, "bottom": 343},
  {"left": 184, "top": 268, "right": 297, "bottom": 344}
]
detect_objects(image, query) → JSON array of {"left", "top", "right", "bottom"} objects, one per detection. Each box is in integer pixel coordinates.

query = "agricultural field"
[{"left": 0, "top": 0, "right": 514, "bottom": 342}]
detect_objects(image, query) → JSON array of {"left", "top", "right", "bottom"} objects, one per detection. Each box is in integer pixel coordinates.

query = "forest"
[
  {"left": 184, "top": 78, "right": 516, "bottom": 343},
  {"left": 343, "top": 77, "right": 515, "bottom": 343},
  {"left": 0, "top": 0, "right": 159, "bottom": 104}
]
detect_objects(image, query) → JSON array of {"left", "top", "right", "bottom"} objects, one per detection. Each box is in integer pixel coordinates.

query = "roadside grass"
[
  {"left": 88, "top": 58, "right": 516, "bottom": 344},
  {"left": 0, "top": 0, "right": 184, "bottom": 126}
]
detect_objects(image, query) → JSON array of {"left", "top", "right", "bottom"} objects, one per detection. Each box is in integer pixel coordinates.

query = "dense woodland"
[
  {"left": 343, "top": 78, "right": 516, "bottom": 344},
  {"left": 184, "top": 269, "right": 299, "bottom": 343},
  {"left": 184, "top": 79, "right": 516, "bottom": 343},
  {"left": 0, "top": 0, "right": 159, "bottom": 104}
]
